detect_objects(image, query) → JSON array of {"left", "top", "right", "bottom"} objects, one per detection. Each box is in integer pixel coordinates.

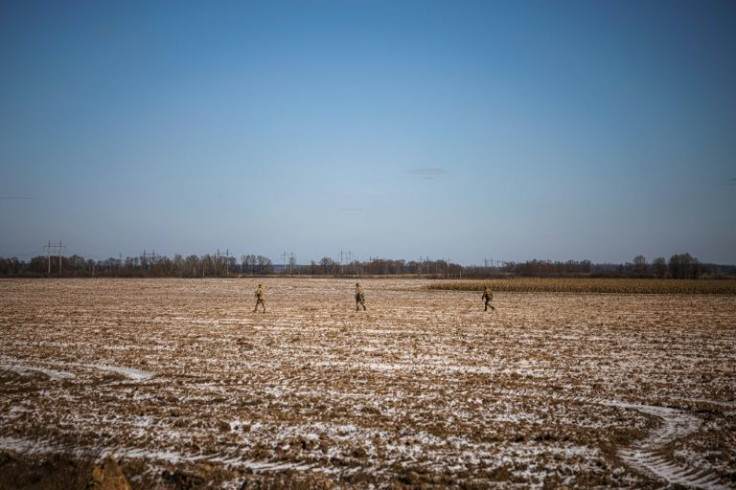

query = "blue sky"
[{"left": 1, "top": 1, "right": 735, "bottom": 265}]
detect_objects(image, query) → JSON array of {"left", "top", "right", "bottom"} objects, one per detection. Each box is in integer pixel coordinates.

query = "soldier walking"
[
  {"left": 253, "top": 284, "right": 266, "bottom": 313},
  {"left": 482, "top": 286, "right": 495, "bottom": 311},
  {"left": 355, "top": 283, "right": 367, "bottom": 311}
]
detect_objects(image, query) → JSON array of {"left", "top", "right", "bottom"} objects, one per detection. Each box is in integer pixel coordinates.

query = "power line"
[
  {"left": 42, "top": 241, "right": 66, "bottom": 275},
  {"left": 215, "top": 249, "right": 231, "bottom": 276},
  {"left": 339, "top": 250, "right": 353, "bottom": 275},
  {"left": 141, "top": 250, "right": 160, "bottom": 275}
]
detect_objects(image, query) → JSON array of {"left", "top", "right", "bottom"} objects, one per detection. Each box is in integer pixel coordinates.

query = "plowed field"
[{"left": 1, "top": 278, "right": 734, "bottom": 489}]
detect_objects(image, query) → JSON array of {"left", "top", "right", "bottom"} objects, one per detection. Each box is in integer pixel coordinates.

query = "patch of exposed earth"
[{"left": 0, "top": 278, "right": 734, "bottom": 488}]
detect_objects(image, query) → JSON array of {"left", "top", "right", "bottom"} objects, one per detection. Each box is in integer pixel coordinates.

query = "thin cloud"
[
  {"left": 726, "top": 177, "right": 736, "bottom": 186},
  {"left": 409, "top": 168, "right": 447, "bottom": 180},
  {"left": 0, "top": 196, "right": 38, "bottom": 200}
]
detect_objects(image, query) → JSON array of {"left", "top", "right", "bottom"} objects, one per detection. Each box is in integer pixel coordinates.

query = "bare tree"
[
  {"left": 669, "top": 253, "right": 700, "bottom": 279},
  {"left": 652, "top": 257, "right": 667, "bottom": 278},
  {"left": 633, "top": 255, "right": 648, "bottom": 277},
  {"left": 256, "top": 256, "right": 273, "bottom": 274},
  {"left": 320, "top": 257, "right": 337, "bottom": 275},
  {"left": 242, "top": 254, "right": 257, "bottom": 275}
]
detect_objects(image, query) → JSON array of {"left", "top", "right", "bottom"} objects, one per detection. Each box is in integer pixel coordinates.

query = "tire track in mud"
[
  {"left": 238, "top": 365, "right": 734, "bottom": 488},
  {"left": 0, "top": 357, "right": 154, "bottom": 381},
  {"left": 82, "top": 363, "right": 154, "bottom": 381},
  {"left": 217, "top": 365, "right": 734, "bottom": 488},
  {"left": 496, "top": 388, "right": 732, "bottom": 490},
  {"left": 0, "top": 434, "right": 316, "bottom": 475},
  {"left": 0, "top": 361, "right": 76, "bottom": 380}
]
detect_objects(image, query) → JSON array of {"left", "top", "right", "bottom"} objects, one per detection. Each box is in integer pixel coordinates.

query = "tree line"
[
  {"left": 0, "top": 253, "right": 273, "bottom": 278},
  {"left": 498, "top": 254, "right": 709, "bottom": 279},
  {"left": 0, "top": 252, "right": 732, "bottom": 279}
]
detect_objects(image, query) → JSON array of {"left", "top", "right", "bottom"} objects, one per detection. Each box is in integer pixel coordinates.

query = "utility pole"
[
  {"left": 43, "top": 241, "right": 66, "bottom": 275},
  {"left": 44, "top": 241, "right": 51, "bottom": 275},
  {"left": 142, "top": 250, "right": 160, "bottom": 276}
]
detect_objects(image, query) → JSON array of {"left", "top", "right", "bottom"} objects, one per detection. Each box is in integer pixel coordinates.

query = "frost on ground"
[{"left": 0, "top": 278, "right": 734, "bottom": 489}]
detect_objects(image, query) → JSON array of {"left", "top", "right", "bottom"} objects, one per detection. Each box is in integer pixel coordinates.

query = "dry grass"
[
  {"left": 425, "top": 277, "right": 736, "bottom": 295},
  {"left": 1, "top": 278, "right": 735, "bottom": 489}
]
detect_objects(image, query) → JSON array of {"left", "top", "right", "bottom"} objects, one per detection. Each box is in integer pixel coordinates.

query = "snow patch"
[
  {"left": 0, "top": 358, "right": 75, "bottom": 380},
  {"left": 88, "top": 364, "right": 154, "bottom": 380}
]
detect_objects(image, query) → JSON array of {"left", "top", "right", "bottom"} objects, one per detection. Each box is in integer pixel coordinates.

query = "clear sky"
[{"left": 1, "top": 1, "right": 735, "bottom": 265}]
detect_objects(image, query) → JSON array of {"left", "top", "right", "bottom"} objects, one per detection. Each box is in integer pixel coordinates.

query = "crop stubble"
[{"left": 0, "top": 278, "right": 734, "bottom": 488}]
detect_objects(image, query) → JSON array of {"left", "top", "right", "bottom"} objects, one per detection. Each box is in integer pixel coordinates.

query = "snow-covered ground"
[{"left": 0, "top": 278, "right": 734, "bottom": 488}]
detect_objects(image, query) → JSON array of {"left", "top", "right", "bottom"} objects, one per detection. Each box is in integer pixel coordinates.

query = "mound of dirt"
[
  {"left": 0, "top": 452, "right": 131, "bottom": 490},
  {"left": 0, "top": 450, "right": 94, "bottom": 490}
]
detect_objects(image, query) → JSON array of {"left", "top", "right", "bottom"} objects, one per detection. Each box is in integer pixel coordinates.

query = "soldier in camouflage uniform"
[
  {"left": 253, "top": 284, "right": 266, "bottom": 313},
  {"left": 482, "top": 286, "right": 495, "bottom": 311},
  {"left": 355, "top": 283, "right": 366, "bottom": 311}
]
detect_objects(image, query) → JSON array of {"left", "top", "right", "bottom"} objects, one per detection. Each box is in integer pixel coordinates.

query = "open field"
[{"left": 1, "top": 278, "right": 735, "bottom": 489}]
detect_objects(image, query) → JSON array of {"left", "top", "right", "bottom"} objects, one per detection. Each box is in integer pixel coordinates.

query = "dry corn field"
[
  {"left": 1, "top": 278, "right": 735, "bottom": 489},
  {"left": 426, "top": 278, "right": 736, "bottom": 295}
]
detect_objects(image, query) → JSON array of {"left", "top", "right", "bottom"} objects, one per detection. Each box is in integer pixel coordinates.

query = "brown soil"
[{"left": 1, "top": 278, "right": 734, "bottom": 489}]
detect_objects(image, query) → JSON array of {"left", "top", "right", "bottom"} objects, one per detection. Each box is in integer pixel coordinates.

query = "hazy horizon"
[{"left": 2, "top": 1, "right": 735, "bottom": 265}]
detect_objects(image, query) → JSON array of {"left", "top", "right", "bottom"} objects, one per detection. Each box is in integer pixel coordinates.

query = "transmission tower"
[
  {"left": 141, "top": 250, "right": 160, "bottom": 275},
  {"left": 43, "top": 241, "right": 66, "bottom": 275}
]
